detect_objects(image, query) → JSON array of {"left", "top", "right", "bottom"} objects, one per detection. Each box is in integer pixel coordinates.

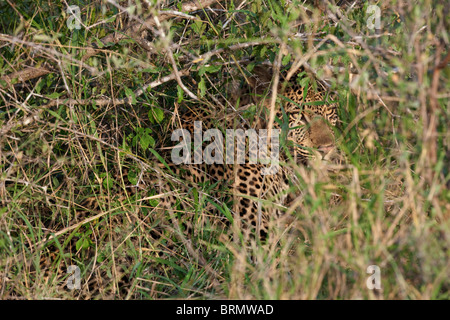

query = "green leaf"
[
  {"left": 282, "top": 53, "right": 291, "bottom": 66},
  {"left": 177, "top": 85, "right": 184, "bottom": 103},
  {"left": 35, "top": 79, "right": 45, "bottom": 94},
  {"left": 100, "top": 172, "right": 115, "bottom": 189},
  {"left": 260, "top": 46, "right": 267, "bottom": 58},
  {"left": 192, "top": 19, "right": 205, "bottom": 35},
  {"left": 76, "top": 237, "right": 91, "bottom": 251},
  {"left": 46, "top": 92, "right": 63, "bottom": 99},
  {"left": 299, "top": 77, "right": 310, "bottom": 100},
  {"left": 45, "top": 108, "right": 67, "bottom": 123},
  {"left": 149, "top": 107, "right": 164, "bottom": 124},
  {"left": 299, "top": 77, "right": 310, "bottom": 87},
  {"left": 198, "top": 77, "right": 206, "bottom": 97},
  {"left": 75, "top": 238, "right": 83, "bottom": 251},
  {"left": 141, "top": 66, "right": 161, "bottom": 74},
  {"left": 124, "top": 86, "right": 137, "bottom": 105},
  {"left": 46, "top": 73, "right": 54, "bottom": 87},
  {"left": 128, "top": 169, "right": 138, "bottom": 185},
  {"left": 146, "top": 190, "right": 160, "bottom": 207},
  {"left": 140, "top": 133, "right": 155, "bottom": 150},
  {"left": 95, "top": 38, "right": 104, "bottom": 48},
  {"left": 199, "top": 65, "right": 222, "bottom": 76},
  {"left": 52, "top": 176, "right": 60, "bottom": 188},
  {"left": 246, "top": 63, "right": 255, "bottom": 72}
]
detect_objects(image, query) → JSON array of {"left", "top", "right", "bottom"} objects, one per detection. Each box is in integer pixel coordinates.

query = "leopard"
[
  {"left": 11, "top": 63, "right": 337, "bottom": 299},
  {"left": 158, "top": 63, "right": 338, "bottom": 242}
]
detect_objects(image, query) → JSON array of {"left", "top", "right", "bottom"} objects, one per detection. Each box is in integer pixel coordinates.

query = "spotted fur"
[{"left": 162, "top": 64, "right": 338, "bottom": 241}]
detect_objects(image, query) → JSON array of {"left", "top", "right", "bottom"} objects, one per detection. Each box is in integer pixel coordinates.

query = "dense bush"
[{"left": 0, "top": 0, "right": 448, "bottom": 299}]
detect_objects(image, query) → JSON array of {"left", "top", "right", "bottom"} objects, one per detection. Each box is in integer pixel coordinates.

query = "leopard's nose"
[{"left": 318, "top": 144, "right": 334, "bottom": 158}]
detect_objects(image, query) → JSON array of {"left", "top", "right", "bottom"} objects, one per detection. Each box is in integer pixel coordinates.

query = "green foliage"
[
  {"left": 0, "top": 0, "right": 448, "bottom": 300},
  {"left": 129, "top": 127, "right": 156, "bottom": 151}
]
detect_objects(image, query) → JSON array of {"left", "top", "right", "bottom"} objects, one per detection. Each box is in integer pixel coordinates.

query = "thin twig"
[
  {"left": 152, "top": 15, "right": 198, "bottom": 100},
  {"left": 161, "top": 10, "right": 200, "bottom": 20}
]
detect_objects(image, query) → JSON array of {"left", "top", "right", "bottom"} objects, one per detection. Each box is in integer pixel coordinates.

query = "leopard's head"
[
  {"left": 286, "top": 109, "right": 336, "bottom": 164},
  {"left": 248, "top": 64, "right": 338, "bottom": 165}
]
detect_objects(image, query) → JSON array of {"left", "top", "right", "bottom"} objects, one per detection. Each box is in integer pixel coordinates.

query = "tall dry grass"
[{"left": 0, "top": 0, "right": 448, "bottom": 299}]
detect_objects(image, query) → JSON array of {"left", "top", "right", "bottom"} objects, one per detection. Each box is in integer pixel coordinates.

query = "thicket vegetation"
[{"left": 0, "top": 0, "right": 448, "bottom": 299}]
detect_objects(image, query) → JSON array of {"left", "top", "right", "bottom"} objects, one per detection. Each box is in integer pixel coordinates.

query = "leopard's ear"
[
  {"left": 251, "top": 65, "right": 273, "bottom": 83},
  {"left": 247, "top": 65, "right": 271, "bottom": 95},
  {"left": 247, "top": 64, "right": 278, "bottom": 96}
]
